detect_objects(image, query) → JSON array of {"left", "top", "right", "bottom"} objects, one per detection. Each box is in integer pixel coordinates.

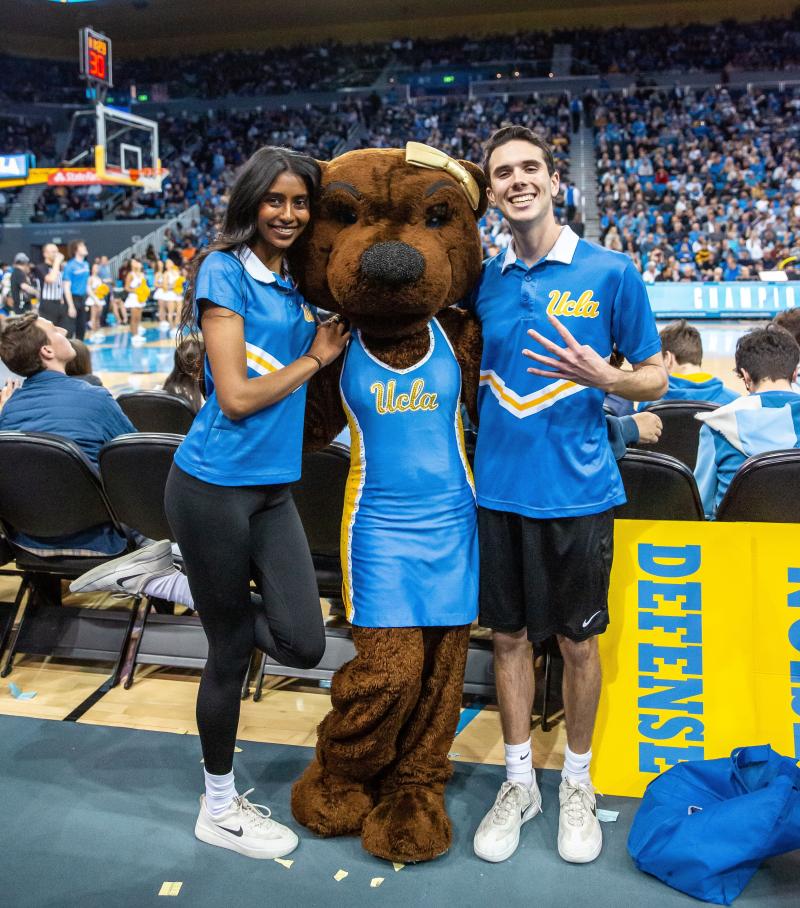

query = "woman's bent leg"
[{"left": 248, "top": 489, "right": 325, "bottom": 669}]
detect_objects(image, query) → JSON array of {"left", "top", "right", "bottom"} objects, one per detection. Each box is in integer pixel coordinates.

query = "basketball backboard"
[{"left": 94, "top": 103, "right": 162, "bottom": 192}]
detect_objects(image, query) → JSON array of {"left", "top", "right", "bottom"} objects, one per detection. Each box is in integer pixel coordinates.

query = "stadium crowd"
[{"left": 595, "top": 86, "right": 800, "bottom": 281}]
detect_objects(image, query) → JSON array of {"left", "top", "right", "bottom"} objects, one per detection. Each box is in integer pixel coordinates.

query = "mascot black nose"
[{"left": 360, "top": 242, "right": 424, "bottom": 286}]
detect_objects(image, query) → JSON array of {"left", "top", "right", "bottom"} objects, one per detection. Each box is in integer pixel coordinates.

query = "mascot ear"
[
  {"left": 459, "top": 160, "right": 489, "bottom": 220},
  {"left": 314, "top": 158, "right": 329, "bottom": 193}
]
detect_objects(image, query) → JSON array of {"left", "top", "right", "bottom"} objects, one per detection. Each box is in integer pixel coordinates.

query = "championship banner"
[{"left": 593, "top": 520, "right": 800, "bottom": 798}]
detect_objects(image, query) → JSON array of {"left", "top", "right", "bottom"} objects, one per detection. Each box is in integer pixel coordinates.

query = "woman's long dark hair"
[
  {"left": 177, "top": 146, "right": 322, "bottom": 376},
  {"left": 164, "top": 338, "right": 206, "bottom": 413}
]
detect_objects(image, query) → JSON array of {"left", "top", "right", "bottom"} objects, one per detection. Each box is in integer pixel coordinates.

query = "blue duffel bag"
[{"left": 627, "top": 744, "right": 800, "bottom": 905}]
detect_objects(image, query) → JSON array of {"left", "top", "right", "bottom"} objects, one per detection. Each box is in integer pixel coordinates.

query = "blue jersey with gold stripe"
[
  {"left": 469, "top": 227, "right": 660, "bottom": 519},
  {"left": 340, "top": 318, "right": 478, "bottom": 627},
  {"left": 174, "top": 247, "right": 316, "bottom": 486}
]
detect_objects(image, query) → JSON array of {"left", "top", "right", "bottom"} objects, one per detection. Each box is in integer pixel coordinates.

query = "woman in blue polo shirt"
[{"left": 164, "top": 147, "right": 348, "bottom": 860}]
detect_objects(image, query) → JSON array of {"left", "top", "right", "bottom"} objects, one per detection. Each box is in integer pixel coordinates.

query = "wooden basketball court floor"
[{"left": 0, "top": 319, "right": 755, "bottom": 771}]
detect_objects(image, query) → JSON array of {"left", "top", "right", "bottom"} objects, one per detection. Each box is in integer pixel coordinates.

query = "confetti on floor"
[
  {"left": 334, "top": 869, "right": 349, "bottom": 882},
  {"left": 392, "top": 862, "right": 405, "bottom": 872},
  {"left": 274, "top": 858, "right": 294, "bottom": 869},
  {"left": 158, "top": 882, "right": 183, "bottom": 896},
  {"left": 8, "top": 682, "right": 36, "bottom": 700},
  {"left": 370, "top": 877, "right": 384, "bottom": 888},
  {"left": 597, "top": 809, "right": 620, "bottom": 823}
]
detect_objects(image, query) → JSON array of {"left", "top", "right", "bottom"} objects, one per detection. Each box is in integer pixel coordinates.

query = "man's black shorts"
[{"left": 478, "top": 506, "right": 614, "bottom": 643}]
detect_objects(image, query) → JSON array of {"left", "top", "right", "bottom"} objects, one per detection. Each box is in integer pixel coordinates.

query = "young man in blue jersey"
[
  {"left": 694, "top": 325, "right": 800, "bottom": 518},
  {"left": 638, "top": 319, "right": 739, "bottom": 410},
  {"left": 470, "top": 126, "right": 667, "bottom": 865}
]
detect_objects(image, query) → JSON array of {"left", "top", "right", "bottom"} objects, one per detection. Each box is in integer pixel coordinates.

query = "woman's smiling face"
[{"left": 253, "top": 171, "right": 312, "bottom": 260}]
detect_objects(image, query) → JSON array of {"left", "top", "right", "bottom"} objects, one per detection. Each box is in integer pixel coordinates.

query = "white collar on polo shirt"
[
  {"left": 501, "top": 225, "right": 579, "bottom": 273},
  {"left": 237, "top": 245, "right": 277, "bottom": 284}
]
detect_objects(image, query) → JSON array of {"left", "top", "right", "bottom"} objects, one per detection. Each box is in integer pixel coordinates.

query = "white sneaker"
[
  {"left": 473, "top": 779, "right": 542, "bottom": 862},
  {"left": 69, "top": 540, "right": 174, "bottom": 596},
  {"left": 557, "top": 777, "right": 602, "bottom": 863},
  {"left": 130, "top": 334, "right": 146, "bottom": 346},
  {"left": 159, "top": 320, "right": 171, "bottom": 330},
  {"left": 195, "top": 789, "right": 299, "bottom": 860},
  {"left": 137, "top": 326, "right": 146, "bottom": 336}
]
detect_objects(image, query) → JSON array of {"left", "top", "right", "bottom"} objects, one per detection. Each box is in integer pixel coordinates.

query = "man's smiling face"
[{"left": 486, "top": 139, "right": 560, "bottom": 229}]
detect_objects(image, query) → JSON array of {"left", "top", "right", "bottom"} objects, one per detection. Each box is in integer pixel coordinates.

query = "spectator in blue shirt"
[
  {"left": 0, "top": 312, "right": 135, "bottom": 555},
  {"left": 62, "top": 239, "right": 91, "bottom": 341},
  {"left": 695, "top": 325, "right": 800, "bottom": 517},
  {"left": 639, "top": 319, "right": 739, "bottom": 410}
]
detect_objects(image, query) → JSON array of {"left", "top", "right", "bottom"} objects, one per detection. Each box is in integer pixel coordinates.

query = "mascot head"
[{"left": 289, "top": 143, "right": 488, "bottom": 340}]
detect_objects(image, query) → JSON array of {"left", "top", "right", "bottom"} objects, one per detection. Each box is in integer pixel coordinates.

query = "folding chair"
[{"left": 0, "top": 431, "right": 136, "bottom": 683}]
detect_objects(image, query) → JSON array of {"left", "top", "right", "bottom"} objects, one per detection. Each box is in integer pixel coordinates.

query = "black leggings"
[{"left": 165, "top": 465, "right": 325, "bottom": 774}]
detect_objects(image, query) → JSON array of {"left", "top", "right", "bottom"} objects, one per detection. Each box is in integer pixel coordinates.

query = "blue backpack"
[{"left": 628, "top": 745, "right": 800, "bottom": 905}]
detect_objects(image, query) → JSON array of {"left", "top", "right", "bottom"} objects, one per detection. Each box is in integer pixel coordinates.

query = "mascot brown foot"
[
  {"left": 361, "top": 783, "right": 450, "bottom": 863},
  {"left": 290, "top": 759, "right": 374, "bottom": 837}
]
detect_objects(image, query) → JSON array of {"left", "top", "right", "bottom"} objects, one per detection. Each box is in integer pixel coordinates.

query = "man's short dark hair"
[
  {"left": 735, "top": 325, "right": 800, "bottom": 385},
  {"left": 482, "top": 126, "right": 556, "bottom": 180},
  {"left": 0, "top": 313, "right": 47, "bottom": 377},
  {"left": 659, "top": 319, "right": 703, "bottom": 366},
  {"left": 67, "top": 239, "right": 84, "bottom": 259},
  {"left": 772, "top": 308, "right": 800, "bottom": 346}
]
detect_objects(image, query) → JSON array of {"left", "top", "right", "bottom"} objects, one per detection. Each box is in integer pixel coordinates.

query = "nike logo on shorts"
[
  {"left": 581, "top": 610, "right": 603, "bottom": 629},
  {"left": 216, "top": 823, "right": 244, "bottom": 837}
]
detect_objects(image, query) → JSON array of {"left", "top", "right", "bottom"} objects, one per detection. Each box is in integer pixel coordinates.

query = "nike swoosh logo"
[
  {"left": 116, "top": 573, "right": 142, "bottom": 590},
  {"left": 582, "top": 610, "right": 603, "bottom": 629},
  {"left": 519, "top": 752, "right": 530, "bottom": 761},
  {"left": 216, "top": 824, "right": 244, "bottom": 837}
]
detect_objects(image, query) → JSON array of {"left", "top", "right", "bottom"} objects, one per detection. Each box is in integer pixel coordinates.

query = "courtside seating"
[
  {"left": 636, "top": 400, "right": 719, "bottom": 470},
  {"left": 99, "top": 433, "right": 181, "bottom": 542},
  {"left": 0, "top": 431, "right": 137, "bottom": 683},
  {"left": 617, "top": 448, "right": 704, "bottom": 520},
  {"left": 98, "top": 433, "right": 183, "bottom": 687},
  {"left": 716, "top": 449, "right": 800, "bottom": 522},
  {"left": 116, "top": 391, "right": 195, "bottom": 435}
]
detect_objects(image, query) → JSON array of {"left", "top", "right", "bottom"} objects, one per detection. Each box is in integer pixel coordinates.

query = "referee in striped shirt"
[{"left": 34, "top": 243, "right": 76, "bottom": 332}]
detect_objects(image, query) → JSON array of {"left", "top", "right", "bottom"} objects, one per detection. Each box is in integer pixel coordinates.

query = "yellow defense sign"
[{"left": 593, "top": 520, "right": 800, "bottom": 797}]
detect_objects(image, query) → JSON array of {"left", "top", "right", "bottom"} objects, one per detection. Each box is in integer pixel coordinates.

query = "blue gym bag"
[{"left": 627, "top": 745, "right": 800, "bottom": 904}]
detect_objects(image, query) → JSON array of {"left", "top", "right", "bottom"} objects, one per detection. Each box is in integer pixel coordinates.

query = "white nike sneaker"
[
  {"left": 69, "top": 540, "right": 174, "bottom": 596},
  {"left": 473, "top": 779, "right": 542, "bottom": 862},
  {"left": 557, "top": 777, "right": 602, "bottom": 863},
  {"left": 195, "top": 789, "right": 299, "bottom": 859}
]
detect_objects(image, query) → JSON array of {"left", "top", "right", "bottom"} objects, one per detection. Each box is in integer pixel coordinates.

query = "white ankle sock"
[
  {"left": 562, "top": 744, "right": 592, "bottom": 786},
  {"left": 203, "top": 768, "right": 238, "bottom": 817},
  {"left": 504, "top": 738, "right": 534, "bottom": 789},
  {"left": 144, "top": 570, "right": 192, "bottom": 607}
]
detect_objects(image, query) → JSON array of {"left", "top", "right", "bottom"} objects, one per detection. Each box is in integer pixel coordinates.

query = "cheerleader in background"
[
  {"left": 164, "top": 259, "right": 184, "bottom": 336},
  {"left": 154, "top": 260, "right": 169, "bottom": 330},
  {"left": 124, "top": 257, "right": 149, "bottom": 346},
  {"left": 87, "top": 263, "right": 109, "bottom": 339}
]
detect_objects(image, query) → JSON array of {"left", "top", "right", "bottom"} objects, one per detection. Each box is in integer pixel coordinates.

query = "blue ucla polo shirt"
[
  {"left": 174, "top": 246, "right": 317, "bottom": 486},
  {"left": 469, "top": 226, "right": 660, "bottom": 518}
]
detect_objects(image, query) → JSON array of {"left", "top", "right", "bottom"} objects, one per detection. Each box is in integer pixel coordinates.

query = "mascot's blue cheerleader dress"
[{"left": 339, "top": 317, "right": 478, "bottom": 626}]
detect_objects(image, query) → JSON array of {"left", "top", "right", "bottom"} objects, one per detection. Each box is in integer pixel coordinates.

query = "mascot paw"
[
  {"left": 291, "top": 759, "right": 374, "bottom": 837},
  {"left": 361, "top": 785, "right": 451, "bottom": 863}
]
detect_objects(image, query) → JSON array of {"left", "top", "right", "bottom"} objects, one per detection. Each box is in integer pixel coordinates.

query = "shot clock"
[{"left": 79, "top": 27, "right": 112, "bottom": 88}]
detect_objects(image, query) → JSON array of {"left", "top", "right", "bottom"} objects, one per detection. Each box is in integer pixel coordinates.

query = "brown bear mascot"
[{"left": 289, "top": 143, "right": 487, "bottom": 864}]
